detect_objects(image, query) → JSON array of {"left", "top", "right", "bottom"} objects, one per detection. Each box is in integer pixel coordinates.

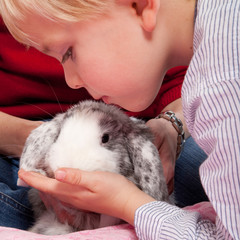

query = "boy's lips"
[
  {"left": 101, "top": 96, "right": 121, "bottom": 109},
  {"left": 101, "top": 96, "right": 109, "bottom": 104}
]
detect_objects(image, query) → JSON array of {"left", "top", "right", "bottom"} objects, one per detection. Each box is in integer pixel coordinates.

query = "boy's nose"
[
  {"left": 66, "top": 76, "right": 84, "bottom": 89},
  {"left": 63, "top": 66, "right": 84, "bottom": 89}
]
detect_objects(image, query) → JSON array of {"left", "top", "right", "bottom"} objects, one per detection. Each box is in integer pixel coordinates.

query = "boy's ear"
[{"left": 131, "top": 0, "right": 160, "bottom": 32}]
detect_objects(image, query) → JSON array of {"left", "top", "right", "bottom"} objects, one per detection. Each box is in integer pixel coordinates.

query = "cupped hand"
[{"left": 18, "top": 168, "right": 155, "bottom": 226}]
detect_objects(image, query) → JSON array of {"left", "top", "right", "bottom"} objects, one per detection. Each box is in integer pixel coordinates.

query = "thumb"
[{"left": 54, "top": 168, "right": 94, "bottom": 188}]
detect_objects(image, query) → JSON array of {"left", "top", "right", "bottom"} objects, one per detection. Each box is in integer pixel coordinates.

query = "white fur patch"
[
  {"left": 29, "top": 211, "right": 73, "bottom": 235},
  {"left": 48, "top": 112, "right": 119, "bottom": 173},
  {"left": 141, "top": 141, "right": 155, "bottom": 161}
]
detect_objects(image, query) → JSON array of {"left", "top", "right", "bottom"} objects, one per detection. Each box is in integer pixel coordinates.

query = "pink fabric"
[
  {"left": 183, "top": 201, "right": 217, "bottom": 224},
  {"left": 0, "top": 224, "right": 137, "bottom": 240},
  {"left": 0, "top": 202, "right": 216, "bottom": 239}
]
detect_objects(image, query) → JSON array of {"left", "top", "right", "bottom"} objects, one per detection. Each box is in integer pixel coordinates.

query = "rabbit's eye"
[{"left": 102, "top": 133, "right": 109, "bottom": 143}]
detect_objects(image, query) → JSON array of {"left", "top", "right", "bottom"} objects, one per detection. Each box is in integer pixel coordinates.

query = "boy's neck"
[{"left": 158, "top": 0, "right": 196, "bottom": 68}]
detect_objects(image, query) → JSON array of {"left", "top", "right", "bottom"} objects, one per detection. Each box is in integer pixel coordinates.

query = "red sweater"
[{"left": 0, "top": 18, "right": 187, "bottom": 120}]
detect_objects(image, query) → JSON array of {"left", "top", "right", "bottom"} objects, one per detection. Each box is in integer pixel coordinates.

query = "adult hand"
[{"left": 18, "top": 168, "right": 155, "bottom": 226}]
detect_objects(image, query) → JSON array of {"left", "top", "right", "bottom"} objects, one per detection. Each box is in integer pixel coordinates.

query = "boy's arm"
[
  {"left": 0, "top": 111, "right": 42, "bottom": 157},
  {"left": 135, "top": 78, "right": 239, "bottom": 239}
]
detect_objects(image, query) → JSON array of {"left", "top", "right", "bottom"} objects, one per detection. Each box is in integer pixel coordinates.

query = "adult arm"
[{"left": 0, "top": 111, "right": 42, "bottom": 157}]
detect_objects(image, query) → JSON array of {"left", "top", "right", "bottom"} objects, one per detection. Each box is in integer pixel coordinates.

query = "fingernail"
[
  {"left": 18, "top": 169, "right": 28, "bottom": 178},
  {"left": 55, "top": 170, "right": 66, "bottom": 181},
  {"left": 18, "top": 169, "right": 24, "bottom": 176},
  {"left": 17, "top": 178, "right": 29, "bottom": 187}
]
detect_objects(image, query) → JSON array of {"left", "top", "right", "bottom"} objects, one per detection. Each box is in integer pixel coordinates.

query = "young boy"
[
  {"left": 0, "top": 15, "right": 208, "bottom": 231},
  {"left": 0, "top": 0, "right": 239, "bottom": 239}
]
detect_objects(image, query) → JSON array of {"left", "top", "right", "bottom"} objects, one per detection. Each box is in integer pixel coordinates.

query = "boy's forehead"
[
  {"left": 0, "top": 0, "right": 116, "bottom": 45},
  {"left": 19, "top": 13, "right": 70, "bottom": 48}
]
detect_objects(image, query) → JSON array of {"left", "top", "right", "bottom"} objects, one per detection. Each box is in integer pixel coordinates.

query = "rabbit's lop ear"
[
  {"left": 20, "top": 113, "right": 65, "bottom": 176},
  {"left": 126, "top": 119, "right": 169, "bottom": 201}
]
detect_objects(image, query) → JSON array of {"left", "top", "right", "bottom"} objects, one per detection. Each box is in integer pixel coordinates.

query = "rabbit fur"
[{"left": 19, "top": 100, "right": 169, "bottom": 235}]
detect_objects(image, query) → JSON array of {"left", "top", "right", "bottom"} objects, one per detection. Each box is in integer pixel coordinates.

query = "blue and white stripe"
[{"left": 135, "top": 0, "right": 240, "bottom": 239}]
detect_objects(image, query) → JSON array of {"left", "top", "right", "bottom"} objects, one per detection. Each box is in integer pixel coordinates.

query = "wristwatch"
[{"left": 155, "top": 111, "right": 185, "bottom": 159}]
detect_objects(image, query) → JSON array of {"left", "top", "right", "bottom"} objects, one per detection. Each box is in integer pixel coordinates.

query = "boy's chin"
[{"left": 102, "top": 96, "right": 153, "bottom": 112}]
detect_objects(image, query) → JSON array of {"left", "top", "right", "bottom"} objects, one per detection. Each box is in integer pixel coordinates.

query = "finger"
[
  {"left": 54, "top": 168, "right": 99, "bottom": 189},
  {"left": 40, "top": 192, "right": 76, "bottom": 225},
  {"left": 167, "top": 178, "right": 174, "bottom": 195},
  {"left": 18, "top": 169, "right": 95, "bottom": 199},
  {"left": 18, "top": 169, "right": 57, "bottom": 191},
  {"left": 18, "top": 169, "right": 96, "bottom": 211},
  {"left": 39, "top": 192, "right": 52, "bottom": 209},
  {"left": 55, "top": 207, "right": 75, "bottom": 226},
  {"left": 18, "top": 169, "right": 75, "bottom": 196}
]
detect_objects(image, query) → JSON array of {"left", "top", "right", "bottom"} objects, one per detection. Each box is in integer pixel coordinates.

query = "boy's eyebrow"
[
  {"left": 41, "top": 40, "right": 55, "bottom": 54},
  {"left": 41, "top": 39, "right": 63, "bottom": 54}
]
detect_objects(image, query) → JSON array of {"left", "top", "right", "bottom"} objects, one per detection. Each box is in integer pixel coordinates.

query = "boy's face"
[{"left": 23, "top": 5, "right": 166, "bottom": 112}]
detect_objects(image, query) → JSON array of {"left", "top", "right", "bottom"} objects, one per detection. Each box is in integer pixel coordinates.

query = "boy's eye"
[{"left": 61, "top": 47, "right": 73, "bottom": 64}]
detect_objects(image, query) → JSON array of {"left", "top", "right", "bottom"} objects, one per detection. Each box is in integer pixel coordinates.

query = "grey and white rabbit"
[{"left": 18, "top": 100, "right": 169, "bottom": 235}]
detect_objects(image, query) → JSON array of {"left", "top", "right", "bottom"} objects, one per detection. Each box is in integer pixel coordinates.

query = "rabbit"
[{"left": 18, "top": 100, "right": 169, "bottom": 235}]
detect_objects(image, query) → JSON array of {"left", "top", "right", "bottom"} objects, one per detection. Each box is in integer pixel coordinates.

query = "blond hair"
[{"left": 0, "top": 0, "right": 112, "bottom": 44}]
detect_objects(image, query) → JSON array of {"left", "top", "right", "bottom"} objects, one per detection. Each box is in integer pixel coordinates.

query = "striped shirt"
[{"left": 134, "top": 0, "right": 240, "bottom": 239}]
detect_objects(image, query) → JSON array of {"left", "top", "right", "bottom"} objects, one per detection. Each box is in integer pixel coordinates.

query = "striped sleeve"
[
  {"left": 134, "top": 0, "right": 240, "bottom": 239},
  {"left": 183, "top": 0, "right": 240, "bottom": 238},
  {"left": 135, "top": 201, "right": 218, "bottom": 239}
]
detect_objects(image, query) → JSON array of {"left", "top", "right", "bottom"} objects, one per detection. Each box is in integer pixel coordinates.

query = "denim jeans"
[
  {"left": 0, "top": 137, "right": 208, "bottom": 230},
  {"left": 0, "top": 155, "right": 34, "bottom": 230},
  {"left": 174, "top": 137, "right": 209, "bottom": 207}
]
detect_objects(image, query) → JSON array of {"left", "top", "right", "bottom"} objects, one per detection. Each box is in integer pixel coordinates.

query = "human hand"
[
  {"left": 146, "top": 99, "right": 189, "bottom": 194},
  {"left": 18, "top": 168, "right": 155, "bottom": 226},
  {"left": 39, "top": 191, "right": 78, "bottom": 226},
  {"left": 146, "top": 117, "right": 177, "bottom": 194}
]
